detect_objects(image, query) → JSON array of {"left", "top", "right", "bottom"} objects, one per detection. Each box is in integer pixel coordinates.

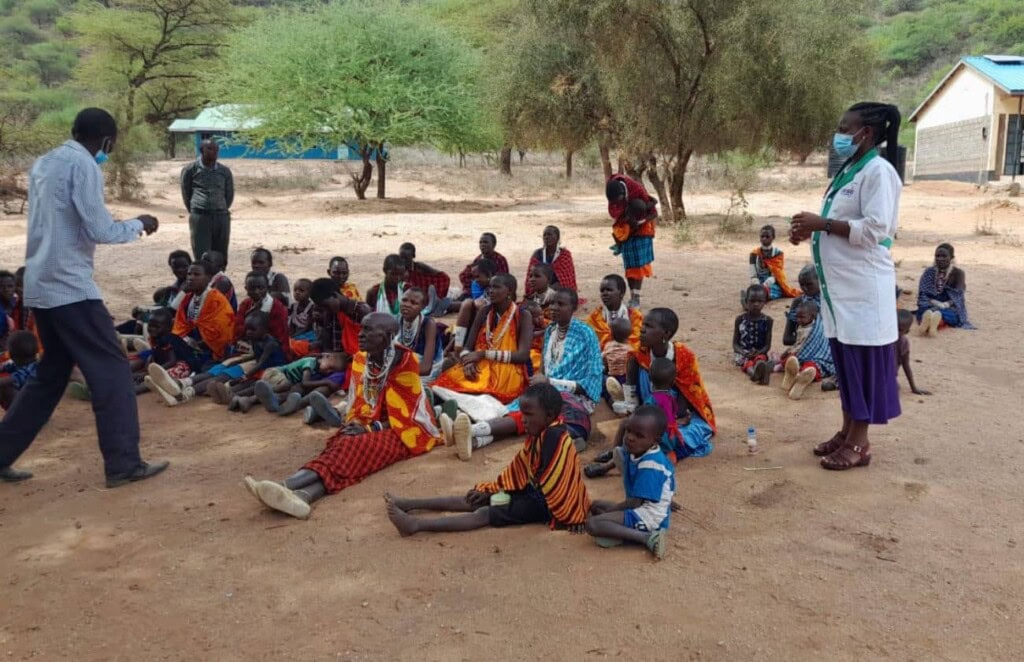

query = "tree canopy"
[{"left": 211, "top": 1, "right": 493, "bottom": 198}]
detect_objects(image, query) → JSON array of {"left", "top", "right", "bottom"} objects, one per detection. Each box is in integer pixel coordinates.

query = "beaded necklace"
[
  {"left": 485, "top": 302, "right": 517, "bottom": 348},
  {"left": 362, "top": 344, "right": 396, "bottom": 408},
  {"left": 544, "top": 321, "right": 571, "bottom": 369},
  {"left": 399, "top": 314, "right": 422, "bottom": 347}
]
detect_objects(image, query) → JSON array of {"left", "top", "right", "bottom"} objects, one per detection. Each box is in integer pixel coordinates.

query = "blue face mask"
[
  {"left": 832, "top": 128, "right": 864, "bottom": 160},
  {"left": 94, "top": 137, "right": 112, "bottom": 165}
]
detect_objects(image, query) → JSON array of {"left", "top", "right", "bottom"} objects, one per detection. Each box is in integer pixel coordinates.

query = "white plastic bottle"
[{"left": 746, "top": 426, "right": 759, "bottom": 455}]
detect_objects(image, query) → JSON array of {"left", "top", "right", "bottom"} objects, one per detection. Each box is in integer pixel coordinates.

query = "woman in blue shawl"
[
  {"left": 440, "top": 287, "right": 603, "bottom": 460},
  {"left": 916, "top": 243, "right": 973, "bottom": 334}
]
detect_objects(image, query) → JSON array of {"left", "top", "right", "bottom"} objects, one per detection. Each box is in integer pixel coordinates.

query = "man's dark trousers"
[{"left": 0, "top": 300, "right": 142, "bottom": 478}]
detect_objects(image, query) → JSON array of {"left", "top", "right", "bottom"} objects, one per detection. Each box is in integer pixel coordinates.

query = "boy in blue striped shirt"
[
  {"left": 780, "top": 299, "right": 835, "bottom": 400},
  {"left": 586, "top": 405, "right": 675, "bottom": 559}
]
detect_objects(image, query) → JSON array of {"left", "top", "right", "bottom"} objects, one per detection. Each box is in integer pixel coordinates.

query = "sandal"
[
  {"left": 820, "top": 443, "right": 871, "bottom": 471},
  {"left": 593, "top": 450, "right": 614, "bottom": 464},
  {"left": 813, "top": 431, "right": 845, "bottom": 457},
  {"left": 594, "top": 537, "right": 624, "bottom": 548},
  {"left": 584, "top": 462, "right": 612, "bottom": 479}
]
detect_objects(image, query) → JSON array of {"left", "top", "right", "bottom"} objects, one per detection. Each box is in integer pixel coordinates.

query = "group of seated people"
[{"left": 739, "top": 228, "right": 972, "bottom": 398}]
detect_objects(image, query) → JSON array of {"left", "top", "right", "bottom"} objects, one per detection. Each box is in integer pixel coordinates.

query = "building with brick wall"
[{"left": 909, "top": 55, "right": 1024, "bottom": 183}]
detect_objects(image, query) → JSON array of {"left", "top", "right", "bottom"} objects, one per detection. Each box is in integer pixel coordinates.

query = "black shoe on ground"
[
  {"left": 105, "top": 460, "right": 170, "bottom": 488},
  {"left": 0, "top": 466, "right": 33, "bottom": 482}
]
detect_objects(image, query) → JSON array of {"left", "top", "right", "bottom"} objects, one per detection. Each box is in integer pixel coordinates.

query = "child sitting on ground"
[
  {"left": 202, "top": 250, "right": 237, "bottom": 310},
  {"left": 586, "top": 405, "right": 673, "bottom": 560},
  {"left": 146, "top": 311, "right": 287, "bottom": 407},
  {"left": 587, "top": 358, "right": 687, "bottom": 477},
  {"left": 897, "top": 309, "right": 930, "bottom": 396},
  {"left": 522, "top": 299, "right": 547, "bottom": 375},
  {"left": 289, "top": 278, "right": 316, "bottom": 338},
  {"left": 235, "top": 271, "right": 291, "bottom": 354},
  {"left": 748, "top": 224, "right": 800, "bottom": 302},
  {"left": 525, "top": 263, "right": 558, "bottom": 318},
  {"left": 236, "top": 352, "right": 348, "bottom": 417},
  {"left": 449, "top": 258, "right": 496, "bottom": 355},
  {"left": 602, "top": 316, "right": 633, "bottom": 396},
  {"left": 779, "top": 299, "right": 834, "bottom": 400},
  {"left": 0, "top": 331, "right": 38, "bottom": 409},
  {"left": 384, "top": 383, "right": 590, "bottom": 537},
  {"left": 0, "top": 270, "right": 18, "bottom": 354},
  {"left": 365, "top": 254, "right": 408, "bottom": 318},
  {"left": 132, "top": 307, "right": 205, "bottom": 394},
  {"left": 733, "top": 285, "right": 774, "bottom": 385}
]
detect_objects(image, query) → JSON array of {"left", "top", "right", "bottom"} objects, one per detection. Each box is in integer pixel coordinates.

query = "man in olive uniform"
[{"left": 181, "top": 139, "right": 234, "bottom": 265}]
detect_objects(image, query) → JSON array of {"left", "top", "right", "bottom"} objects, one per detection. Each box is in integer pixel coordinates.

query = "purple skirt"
[{"left": 829, "top": 339, "right": 901, "bottom": 425}]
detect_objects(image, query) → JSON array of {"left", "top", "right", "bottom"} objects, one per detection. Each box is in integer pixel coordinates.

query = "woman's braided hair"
[{"left": 849, "top": 102, "right": 901, "bottom": 168}]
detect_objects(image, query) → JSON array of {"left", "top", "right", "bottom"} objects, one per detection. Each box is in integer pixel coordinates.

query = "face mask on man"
[
  {"left": 832, "top": 127, "right": 865, "bottom": 160},
  {"left": 94, "top": 137, "right": 113, "bottom": 165}
]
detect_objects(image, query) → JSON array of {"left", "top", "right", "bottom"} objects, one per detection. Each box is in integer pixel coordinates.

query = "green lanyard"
[{"left": 811, "top": 150, "right": 879, "bottom": 325}]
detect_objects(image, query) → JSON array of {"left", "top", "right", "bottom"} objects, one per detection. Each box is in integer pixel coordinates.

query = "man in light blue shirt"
[{"left": 0, "top": 108, "right": 169, "bottom": 488}]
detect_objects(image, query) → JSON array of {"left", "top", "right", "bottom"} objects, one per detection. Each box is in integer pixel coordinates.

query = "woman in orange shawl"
[
  {"left": 615, "top": 307, "right": 715, "bottom": 459},
  {"left": 243, "top": 313, "right": 441, "bottom": 520},
  {"left": 586, "top": 274, "right": 643, "bottom": 350},
  {"left": 749, "top": 225, "right": 800, "bottom": 300},
  {"left": 172, "top": 262, "right": 235, "bottom": 362},
  {"left": 432, "top": 273, "right": 532, "bottom": 404}
]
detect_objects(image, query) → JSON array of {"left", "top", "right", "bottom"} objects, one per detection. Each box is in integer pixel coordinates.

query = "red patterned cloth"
[
  {"left": 407, "top": 265, "right": 451, "bottom": 298},
  {"left": 525, "top": 248, "right": 579, "bottom": 296},
  {"left": 458, "top": 252, "right": 510, "bottom": 292},
  {"left": 304, "top": 429, "right": 413, "bottom": 494}
]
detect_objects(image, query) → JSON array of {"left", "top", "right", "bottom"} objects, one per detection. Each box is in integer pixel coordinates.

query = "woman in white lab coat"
[{"left": 790, "top": 102, "right": 903, "bottom": 471}]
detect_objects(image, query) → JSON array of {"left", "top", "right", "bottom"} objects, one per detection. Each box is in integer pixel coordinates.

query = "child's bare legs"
[
  {"left": 279, "top": 385, "right": 334, "bottom": 416},
  {"left": 585, "top": 421, "right": 626, "bottom": 478},
  {"left": 384, "top": 492, "right": 489, "bottom": 537},
  {"left": 586, "top": 509, "right": 652, "bottom": 546}
]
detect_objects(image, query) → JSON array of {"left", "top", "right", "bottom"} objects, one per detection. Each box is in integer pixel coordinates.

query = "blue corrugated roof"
[
  {"left": 962, "top": 55, "right": 1024, "bottom": 94},
  {"left": 909, "top": 55, "right": 1024, "bottom": 122}
]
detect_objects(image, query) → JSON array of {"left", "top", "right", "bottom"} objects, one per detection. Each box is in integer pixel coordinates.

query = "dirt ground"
[{"left": 0, "top": 154, "right": 1021, "bottom": 661}]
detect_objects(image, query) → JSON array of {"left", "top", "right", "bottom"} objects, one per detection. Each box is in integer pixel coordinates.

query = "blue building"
[{"left": 168, "top": 104, "right": 362, "bottom": 160}]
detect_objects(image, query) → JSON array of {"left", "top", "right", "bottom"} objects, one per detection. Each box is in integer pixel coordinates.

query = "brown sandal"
[
  {"left": 813, "top": 432, "right": 845, "bottom": 457},
  {"left": 820, "top": 443, "right": 871, "bottom": 470}
]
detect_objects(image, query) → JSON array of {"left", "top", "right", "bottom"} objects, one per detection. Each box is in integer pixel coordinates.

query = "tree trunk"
[
  {"left": 352, "top": 147, "right": 373, "bottom": 200},
  {"left": 669, "top": 149, "right": 693, "bottom": 221},
  {"left": 499, "top": 146, "right": 512, "bottom": 176},
  {"left": 645, "top": 154, "right": 672, "bottom": 222},
  {"left": 375, "top": 148, "right": 386, "bottom": 199},
  {"left": 458, "top": 148, "right": 466, "bottom": 168},
  {"left": 518, "top": 149, "right": 525, "bottom": 164},
  {"left": 599, "top": 141, "right": 613, "bottom": 180},
  {"left": 564, "top": 150, "right": 573, "bottom": 179},
  {"left": 616, "top": 157, "right": 625, "bottom": 175}
]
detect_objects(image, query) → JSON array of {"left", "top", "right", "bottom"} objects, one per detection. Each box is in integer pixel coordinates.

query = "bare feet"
[
  {"left": 383, "top": 491, "right": 413, "bottom": 512},
  {"left": 386, "top": 500, "right": 419, "bottom": 537}
]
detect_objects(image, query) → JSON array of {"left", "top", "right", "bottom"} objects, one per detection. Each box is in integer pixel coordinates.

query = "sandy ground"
[{"left": 0, "top": 155, "right": 1022, "bottom": 661}]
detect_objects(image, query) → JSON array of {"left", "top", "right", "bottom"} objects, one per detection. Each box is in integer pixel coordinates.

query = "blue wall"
[{"left": 191, "top": 131, "right": 360, "bottom": 160}]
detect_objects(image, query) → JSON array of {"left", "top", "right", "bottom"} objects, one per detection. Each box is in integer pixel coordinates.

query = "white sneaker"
[
  {"left": 256, "top": 481, "right": 311, "bottom": 519},
  {"left": 605, "top": 377, "right": 624, "bottom": 402},
  {"left": 454, "top": 413, "right": 472, "bottom": 461},
  {"left": 144, "top": 376, "right": 180, "bottom": 407},
  {"left": 243, "top": 476, "right": 262, "bottom": 504},
  {"left": 302, "top": 406, "right": 318, "bottom": 425},
  {"left": 788, "top": 367, "right": 817, "bottom": 400},
  {"left": 439, "top": 413, "right": 454, "bottom": 446},
  {"left": 147, "top": 363, "right": 182, "bottom": 397}
]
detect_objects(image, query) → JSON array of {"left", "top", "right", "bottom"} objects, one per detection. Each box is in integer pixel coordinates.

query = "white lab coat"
[{"left": 816, "top": 155, "right": 901, "bottom": 346}]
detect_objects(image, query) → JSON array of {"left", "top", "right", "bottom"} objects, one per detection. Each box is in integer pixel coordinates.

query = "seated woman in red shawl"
[
  {"left": 606, "top": 175, "right": 658, "bottom": 308},
  {"left": 399, "top": 241, "right": 451, "bottom": 299},
  {"left": 457, "top": 232, "right": 509, "bottom": 300},
  {"left": 243, "top": 312, "right": 441, "bottom": 520},
  {"left": 524, "top": 225, "right": 578, "bottom": 298}
]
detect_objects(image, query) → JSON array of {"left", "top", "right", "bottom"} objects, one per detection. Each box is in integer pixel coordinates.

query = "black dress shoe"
[
  {"left": 0, "top": 466, "right": 33, "bottom": 482},
  {"left": 105, "top": 460, "right": 169, "bottom": 488}
]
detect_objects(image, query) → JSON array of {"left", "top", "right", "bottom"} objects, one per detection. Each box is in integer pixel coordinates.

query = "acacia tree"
[
  {"left": 496, "top": 9, "right": 615, "bottom": 179},
  {"left": 71, "top": 0, "right": 242, "bottom": 197},
  {"left": 566, "top": 0, "right": 870, "bottom": 220},
  {"left": 212, "top": 3, "right": 492, "bottom": 199}
]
